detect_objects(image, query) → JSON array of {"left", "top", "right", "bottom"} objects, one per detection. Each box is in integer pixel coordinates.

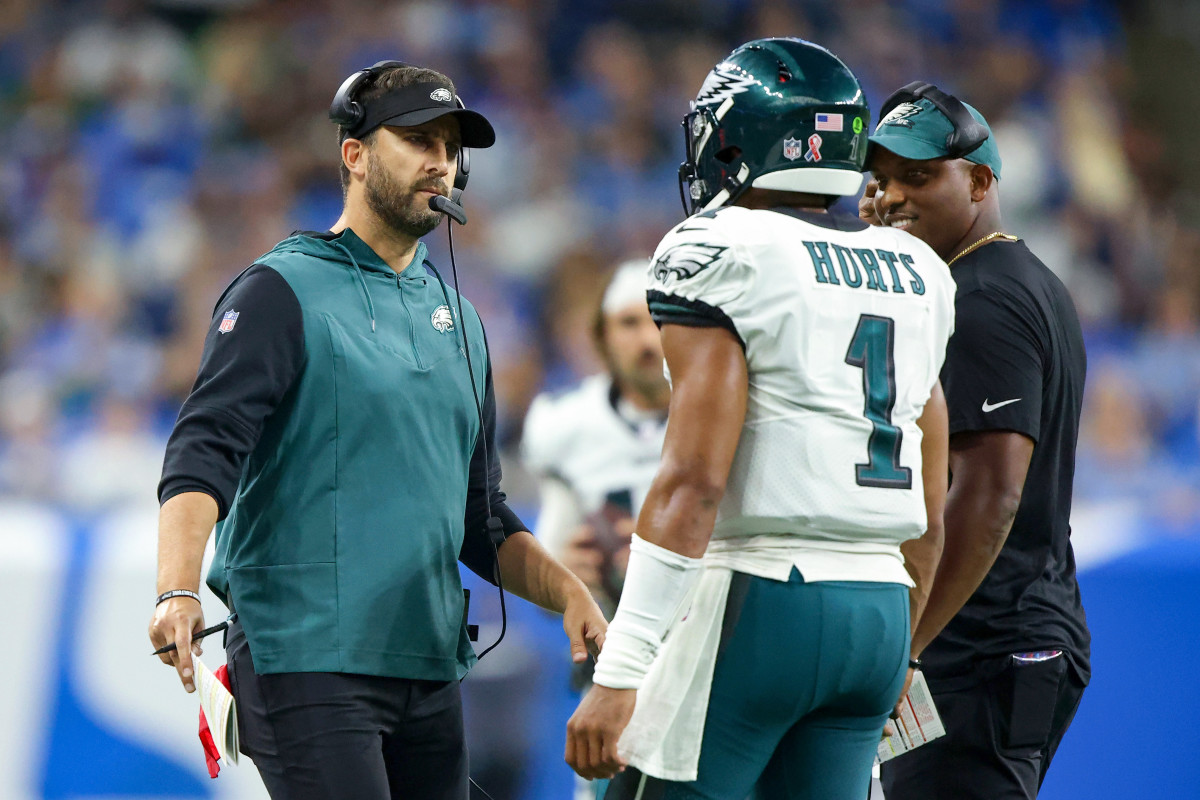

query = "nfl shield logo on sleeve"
[
  {"left": 783, "top": 137, "right": 803, "bottom": 161},
  {"left": 219, "top": 310, "right": 239, "bottom": 334}
]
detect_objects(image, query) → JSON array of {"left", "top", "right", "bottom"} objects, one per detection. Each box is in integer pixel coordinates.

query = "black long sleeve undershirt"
[
  {"left": 460, "top": 361, "right": 527, "bottom": 583},
  {"left": 158, "top": 264, "right": 305, "bottom": 517}
]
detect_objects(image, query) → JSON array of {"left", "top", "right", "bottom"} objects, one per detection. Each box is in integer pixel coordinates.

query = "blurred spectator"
[
  {"left": 58, "top": 394, "right": 163, "bottom": 511},
  {"left": 0, "top": 370, "right": 56, "bottom": 502}
]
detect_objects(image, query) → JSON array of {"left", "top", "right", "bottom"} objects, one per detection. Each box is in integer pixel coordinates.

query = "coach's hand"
[
  {"left": 148, "top": 596, "right": 205, "bottom": 693},
  {"left": 566, "top": 684, "right": 635, "bottom": 779},
  {"left": 563, "top": 583, "right": 607, "bottom": 663}
]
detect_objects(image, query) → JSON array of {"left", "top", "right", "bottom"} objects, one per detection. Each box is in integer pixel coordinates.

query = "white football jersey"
[
  {"left": 647, "top": 206, "right": 955, "bottom": 548},
  {"left": 522, "top": 374, "right": 666, "bottom": 555}
]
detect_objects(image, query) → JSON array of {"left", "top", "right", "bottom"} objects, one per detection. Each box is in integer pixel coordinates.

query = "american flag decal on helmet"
[
  {"left": 218, "top": 310, "right": 239, "bottom": 334},
  {"left": 815, "top": 113, "right": 843, "bottom": 132}
]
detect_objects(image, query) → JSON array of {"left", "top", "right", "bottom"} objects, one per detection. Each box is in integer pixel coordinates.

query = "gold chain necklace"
[{"left": 946, "top": 232, "right": 1019, "bottom": 267}]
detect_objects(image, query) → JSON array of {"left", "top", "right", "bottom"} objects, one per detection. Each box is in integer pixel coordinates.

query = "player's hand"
[
  {"left": 566, "top": 684, "right": 635, "bottom": 780},
  {"left": 883, "top": 666, "right": 916, "bottom": 737},
  {"left": 562, "top": 582, "right": 607, "bottom": 663},
  {"left": 859, "top": 178, "right": 882, "bottom": 226},
  {"left": 562, "top": 523, "right": 606, "bottom": 590},
  {"left": 148, "top": 596, "right": 205, "bottom": 693}
]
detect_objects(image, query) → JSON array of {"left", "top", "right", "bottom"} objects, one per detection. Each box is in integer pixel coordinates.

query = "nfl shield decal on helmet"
[
  {"left": 218, "top": 310, "right": 239, "bottom": 334},
  {"left": 783, "top": 137, "right": 803, "bottom": 161},
  {"left": 431, "top": 305, "right": 454, "bottom": 333}
]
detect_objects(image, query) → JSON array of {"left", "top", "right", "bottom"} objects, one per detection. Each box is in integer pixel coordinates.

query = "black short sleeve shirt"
[
  {"left": 943, "top": 288, "right": 1044, "bottom": 442},
  {"left": 929, "top": 240, "right": 1092, "bottom": 681}
]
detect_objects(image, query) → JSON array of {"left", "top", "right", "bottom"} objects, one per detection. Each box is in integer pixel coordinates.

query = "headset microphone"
[
  {"left": 429, "top": 125, "right": 470, "bottom": 225},
  {"left": 428, "top": 194, "right": 467, "bottom": 225},
  {"left": 429, "top": 201, "right": 509, "bottom": 662}
]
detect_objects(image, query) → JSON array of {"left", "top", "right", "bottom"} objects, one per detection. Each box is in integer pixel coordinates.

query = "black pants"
[
  {"left": 225, "top": 620, "right": 469, "bottom": 799},
  {"left": 880, "top": 652, "right": 1086, "bottom": 800}
]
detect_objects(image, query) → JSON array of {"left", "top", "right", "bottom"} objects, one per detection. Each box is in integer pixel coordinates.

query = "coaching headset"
[
  {"left": 329, "top": 59, "right": 496, "bottom": 223},
  {"left": 877, "top": 81, "right": 990, "bottom": 159},
  {"left": 328, "top": 62, "right": 509, "bottom": 660}
]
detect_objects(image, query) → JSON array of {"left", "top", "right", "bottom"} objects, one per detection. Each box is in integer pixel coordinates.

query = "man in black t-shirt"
[{"left": 864, "top": 87, "right": 1089, "bottom": 799}]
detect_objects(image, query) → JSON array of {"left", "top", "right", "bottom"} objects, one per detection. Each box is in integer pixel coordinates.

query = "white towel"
[
  {"left": 615, "top": 534, "right": 912, "bottom": 782},
  {"left": 617, "top": 565, "right": 733, "bottom": 782}
]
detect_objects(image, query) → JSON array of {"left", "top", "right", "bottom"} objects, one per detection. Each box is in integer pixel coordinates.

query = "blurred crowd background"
[
  {"left": 0, "top": 0, "right": 1197, "bottom": 796},
  {"left": 0, "top": 0, "right": 1197, "bottom": 525}
]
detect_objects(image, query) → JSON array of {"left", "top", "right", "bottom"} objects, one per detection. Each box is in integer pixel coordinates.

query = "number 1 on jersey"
[{"left": 845, "top": 314, "right": 913, "bottom": 489}]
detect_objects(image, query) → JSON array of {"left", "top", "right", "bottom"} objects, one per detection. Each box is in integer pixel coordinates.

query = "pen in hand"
[{"left": 151, "top": 619, "right": 231, "bottom": 656}]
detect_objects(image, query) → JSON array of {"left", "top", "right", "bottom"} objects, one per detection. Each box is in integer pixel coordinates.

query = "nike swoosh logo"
[{"left": 982, "top": 398, "right": 1021, "bottom": 412}]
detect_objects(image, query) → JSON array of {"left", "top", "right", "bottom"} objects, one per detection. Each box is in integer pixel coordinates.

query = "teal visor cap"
[{"left": 869, "top": 98, "right": 1002, "bottom": 179}]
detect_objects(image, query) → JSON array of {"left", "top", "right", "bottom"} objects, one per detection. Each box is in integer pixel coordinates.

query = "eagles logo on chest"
[{"left": 431, "top": 305, "right": 454, "bottom": 333}]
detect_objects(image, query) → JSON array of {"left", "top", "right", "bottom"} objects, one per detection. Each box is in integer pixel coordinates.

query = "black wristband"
[
  {"left": 909, "top": 657, "right": 923, "bottom": 670},
  {"left": 157, "top": 589, "right": 202, "bottom": 606}
]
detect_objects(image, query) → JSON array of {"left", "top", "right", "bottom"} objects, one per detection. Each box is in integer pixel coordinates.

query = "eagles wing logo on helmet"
[
  {"left": 431, "top": 305, "right": 454, "bottom": 332},
  {"left": 878, "top": 102, "right": 923, "bottom": 130},
  {"left": 693, "top": 63, "right": 758, "bottom": 108},
  {"left": 652, "top": 242, "right": 729, "bottom": 283}
]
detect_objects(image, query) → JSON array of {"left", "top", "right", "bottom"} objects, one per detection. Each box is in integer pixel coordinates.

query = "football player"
[
  {"left": 565, "top": 38, "right": 956, "bottom": 800},
  {"left": 523, "top": 258, "right": 670, "bottom": 617}
]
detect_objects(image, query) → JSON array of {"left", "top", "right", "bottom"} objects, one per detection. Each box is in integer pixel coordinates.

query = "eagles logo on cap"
[
  {"left": 878, "top": 102, "right": 922, "bottom": 130},
  {"left": 430, "top": 88, "right": 453, "bottom": 103}
]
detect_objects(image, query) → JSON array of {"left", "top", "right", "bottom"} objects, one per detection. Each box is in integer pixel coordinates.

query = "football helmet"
[{"left": 678, "top": 38, "right": 870, "bottom": 215}]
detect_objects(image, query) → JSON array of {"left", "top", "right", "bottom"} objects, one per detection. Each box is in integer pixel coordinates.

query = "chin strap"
[{"left": 700, "top": 162, "right": 752, "bottom": 213}]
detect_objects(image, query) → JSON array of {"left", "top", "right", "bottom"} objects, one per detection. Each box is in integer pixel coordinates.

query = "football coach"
[{"left": 148, "top": 60, "right": 606, "bottom": 799}]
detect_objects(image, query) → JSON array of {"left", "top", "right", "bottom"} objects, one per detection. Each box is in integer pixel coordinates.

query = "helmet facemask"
[{"left": 678, "top": 105, "right": 751, "bottom": 216}]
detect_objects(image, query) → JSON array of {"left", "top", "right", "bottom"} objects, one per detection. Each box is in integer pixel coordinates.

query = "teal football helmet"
[{"left": 678, "top": 38, "right": 870, "bottom": 215}]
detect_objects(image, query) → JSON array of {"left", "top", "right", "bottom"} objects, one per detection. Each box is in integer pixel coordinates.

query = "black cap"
[{"left": 350, "top": 82, "right": 495, "bottom": 147}]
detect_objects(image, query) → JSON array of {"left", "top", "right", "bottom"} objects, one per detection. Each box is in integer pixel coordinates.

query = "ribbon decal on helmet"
[{"left": 804, "top": 133, "right": 823, "bottom": 162}]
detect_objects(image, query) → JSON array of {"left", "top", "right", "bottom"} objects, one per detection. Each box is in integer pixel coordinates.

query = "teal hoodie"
[{"left": 208, "top": 228, "right": 488, "bottom": 679}]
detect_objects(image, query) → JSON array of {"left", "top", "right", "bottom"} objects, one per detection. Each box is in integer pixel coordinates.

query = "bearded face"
[
  {"left": 602, "top": 304, "right": 669, "bottom": 405},
  {"left": 364, "top": 156, "right": 446, "bottom": 240}
]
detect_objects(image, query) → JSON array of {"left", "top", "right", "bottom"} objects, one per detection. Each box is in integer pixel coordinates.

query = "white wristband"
[{"left": 592, "top": 534, "right": 703, "bottom": 690}]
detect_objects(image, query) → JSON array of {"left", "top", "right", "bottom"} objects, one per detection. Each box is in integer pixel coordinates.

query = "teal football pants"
[{"left": 606, "top": 570, "right": 909, "bottom": 800}]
